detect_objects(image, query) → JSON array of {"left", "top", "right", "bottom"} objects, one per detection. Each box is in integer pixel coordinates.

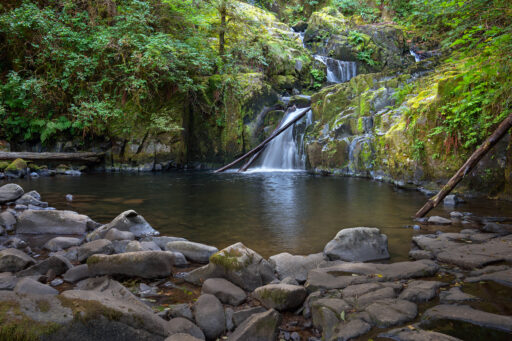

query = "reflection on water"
[{"left": 8, "top": 172, "right": 512, "bottom": 260}]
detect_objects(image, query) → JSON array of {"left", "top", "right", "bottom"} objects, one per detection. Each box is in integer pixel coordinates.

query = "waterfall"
[
  {"left": 410, "top": 49, "right": 421, "bottom": 62},
  {"left": 314, "top": 55, "right": 357, "bottom": 83},
  {"left": 250, "top": 107, "right": 312, "bottom": 171}
]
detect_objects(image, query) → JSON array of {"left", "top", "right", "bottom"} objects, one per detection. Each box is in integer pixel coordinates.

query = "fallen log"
[
  {"left": 215, "top": 108, "right": 309, "bottom": 173},
  {"left": 238, "top": 149, "right": 263, "bottom": 172},
  {"left": 415, "top": 113, "right": 512, "bottom": 218},
  {"left": 0, "top": 152, "right": 104, "bottom": 163}
]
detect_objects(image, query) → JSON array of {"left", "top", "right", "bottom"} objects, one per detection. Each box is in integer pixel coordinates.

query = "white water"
[
  {"left": 314, "top": 55, "right": 357, "bottom": 83},
  {"left": 410, "top": 49, "right": 421, "bottom": 62},
  {"left": 250, "top": 107, "right": 312, "bottom": 171}
]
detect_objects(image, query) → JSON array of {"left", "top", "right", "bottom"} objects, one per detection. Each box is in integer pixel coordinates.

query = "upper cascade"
[{"left": 314, "top": 55, "right": 357, "bottom": 84}]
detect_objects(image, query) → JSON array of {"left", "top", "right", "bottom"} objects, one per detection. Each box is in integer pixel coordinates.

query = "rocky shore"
[{"left": 1, "top": 182, "right": 512, "bottom": 340}]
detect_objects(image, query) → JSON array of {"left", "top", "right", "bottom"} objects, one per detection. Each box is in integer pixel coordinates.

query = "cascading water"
[
  {"left": 251, "top": 107, "right": 312, "bottom": 171},
  {"left": 410, "top": 49, "right": 422, "bottom": 62},
  {"left": 314, "top": 55, "right": 357, "bottom": 83}
]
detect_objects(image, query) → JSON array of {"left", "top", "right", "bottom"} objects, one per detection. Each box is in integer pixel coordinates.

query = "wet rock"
[
  {"left": 427, "top": 216, "right": 452, "bottom": 225},
  {"left": 269, "top": 252, "right": 324, "bottom": 283},
  {"left": 346, "top": 286, "right": 397, "bottom": 307},
  {"left": 17, "top": 255, "right": 72, "bottom": 277},
  {"left": 201, "top": 278, "right": 246, "bottom": 306},
  {"left": 253, "top": 283, "right": 307, "bottom": 311},
  {"left": 312, "top": 306, "right": 339, "bottom": 340},
  {"left": 331, "top": 319, "right": 372, "bottom": 341},
  {"left": 63, "top": 264, "right": 90, "bottom": 283},
  {"left": 421, "top": 304, "right": 512, "bottom": 332},
  {"left": 44, "top": 237, "right": 82, "bottom": 251},
  {"left": 365, "top": 299, "right": 417, "bottom": 327},
  {"left": 184, "top": 242, "right": 275, "bottom": 291},
  {"left": 311, "top": 298, "right": 351, "bottom": 319},
  {"left": 104, "top": 228, "right": 135, "bottom": 241},
  {"left": 165, "top": 241, "right": 218, "bottom": 264},
  {"left": 14, "top": 277, "right": 58, "bottom": 295},
  {"left": 443, "top": 195, "right": 463, "bottom": 206},
  {"left": 110, "top": 240, "right": 130, "bottom": 254},
  {"left": 409, "top": 249, "right": 434, "bottom": 260},
  {"left": 126, "top": 240, "right": 161, "bottom": 252},
  {"left": 0, "top": 248, "right": 35, "bottom": 272},
  {"left": 65, "top": 194, "right": 73, "bottom": 202},
  {"left": 50, "top": 278, "right": 64, "bottom": 286},
  {"left": 450, "top": 211, "right": 464, "bottom": 218},
  {"left": 232, "top": 306, "right": 266, "bottom": 327},
  {"left": 281, "top": 276, "right": 299, "bottom": 285},
  {"left": 171, "top": 251, "right": 188, "bottom": 266},
  {"left": 2, "top": 236, "right": 27, "bottom": 249},
  {"left": 15, "top": 193, "right": 48, "bottom": 207},
  {"left": 16, "top": 210, "right": 90, "bottom": 235},
  {"left": 399, "top": 280, "right": 445, "bottom": 302},
  {"left": 167, "top": 317, "right": 205, "bottom": 340},
  {"left": 88, "top": 210, "right": 159, "bottom": 240},
  {"left": 77, "top": 239, "right": 114, "bottom": 262},
  {"left": 439, "top": 286, "right": 478, "bottom": 303},
  {"left": 380, "top": 325, "right": 462, "bottom": 340},
  {"left": 481, "top": 222, "right": 512, "bottom": 235},
  {"left": 228, "top": 309, "right": 281, "bottom": 341},
  {"left": 0, "top": 183, "right": 24, "bottom": 203},
  {"left": 168, "top": 304, "right": 194, "bottom": 321},
  {"left": 87, "top": 251, "right": 174, "bottom": 278},
  {"left": 0, "top": 272, "right": 18, "bottom": 290},
  {"left": 465, "top": 268, "right": 512, "bottom": 287},
  {"left": 166, "top": 334, "right": 203, "bottom": 341},
  {"left": 143, "top": 236, "right": 187, "bottom": 249},
  {"left": 324, "top": 227, "right": 389, "bottom": 262},
  {"left": 193, "top": 294, "right": 225, "bottom": 340},
  {"left": 0, "top": 210, "right": 16, "bottom": 230}
]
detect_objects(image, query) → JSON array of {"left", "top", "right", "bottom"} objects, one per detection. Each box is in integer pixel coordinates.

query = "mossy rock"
[
  {"left": 0, "top": 161, "right": 9, "bottom": 171},
  {"left": 5, "top": 158, "right": 27, "bottom": 172}
]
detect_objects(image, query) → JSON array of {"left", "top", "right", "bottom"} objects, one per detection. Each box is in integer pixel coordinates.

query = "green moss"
[
  {"left": 210, "top": 247, "right": 249, "bottom": 271},
  {"left": 36, "top": 300, "right": 51, "bottom": 313},
  {"left": 0, "top": 162, "right": 9, "bottom": 171},
  {"left": 58, "top": 297, "right": 123, "bottom": 323},
  {"left": 258, "top": 288, "right": 288, "bottom": 306},
  {"left": 5, "top": 158, "right": 27, "bottom": 172}
]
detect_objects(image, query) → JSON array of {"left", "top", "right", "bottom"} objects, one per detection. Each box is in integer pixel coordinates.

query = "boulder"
[
  {"left": 0, "top": 183, "right": 24, "bottom": 203},
  {"left": 380, "top": 326, "right": 462, "bottom": 340},
  {"left": 143, "top": 236, "right": 187, "bottom": 249},
  {"left": 77, "top": 239, "right": 114, "bottom": 262},
  {"left": 104, "top": 228, "right": 135, "bottom": 241},
  {"left": 184, "top": 243, "right": 275, "bottom": 291},
  {"left": 232, "top": 306, "right": 266, "bottom": 327},
  {"left": 427, "top": 216, "right": 452, "bottom": 225},
  {"left": 17, "top": 255, "right": 73, "bottom": 277},
  {"left": 365, "top": 299, "right": 418, "bottom": 327},
  {"left": 228, "top": 309, "right": 281, "bottom": 341},
  {"left": 87, "top": 210, "right": 159, "bottom": 240},
  {"left": 0, "top": 248, "right": 35, "bottom": 272},
  {"left": 201, "top": 278, "right": 246, "bottom": 306},
  {"left": 465, "top": 268, "right": 512, "bottom": 287},
  {"left": 311, "top": 306, "right": 339, "bottom": 340},
  {"left": 167, "top": 317, "right": 205, "bottom": 340},
  {"left": 399, "top": 280, "right": 446, "bottom": 302},
  {"left": 44, "top": 237, "right": 82, "bottom": 251},
  {"left": 15, "top": 193, "right": 48, "bottom": 207},
  {"left": 63, "top": 264, "right": 91, "bottom": 283},
  {"left": 193, "top": 294, "right": 225, "bottom": 340},
  {"left": 324, "top": 227, "right": 389, "bottom": 262},
  {"left": 16, "top": 210, "right": 90, "bottom": 234},
  {"left": 168, "top": 304, "right": 194, "bottom": 321},
  {"left": 331, "top": 319, "right": 372, "bottom": 341},
  {"left": 126, "top": 240, "right": 161, "bottom": 252},
  {"left": 87, "top": 251, "right": 174, "bottom": 278},
  {"left": 14, "top": 277, "right": 58, "bottom": 295},
  {"left": 253, "top": 284, "right": 307, "bottom": 311},
  {"left": 165, "top": 241, "right": 218, "bottom": 264},
  {"left": 345, "top": 286, "right": 397, "bottom": 308},
  {"left": 439, "top": 287, "right": 478, "bottom": 303},
  {"left": 0, "top": 272, "right": 18, "bottom": 290},
  {"left": 269, "top": 252, "right": 324, "bottom": 283},
  {"left": 0, "top": 210, "right": 16, "bottom": 230}
]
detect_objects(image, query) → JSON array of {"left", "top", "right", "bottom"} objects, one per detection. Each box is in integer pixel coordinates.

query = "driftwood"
[
  {"left": 238, "top": 149, "right": 263, "bottom": 172},
  {"left": 215, "top": 108, "right": 309, "bottom": 173},
  {"left": 0, "top": 152, "right": 104, "bottom": 163},
  {"left": 415, "top": 113, "right": 512, "bottom": 218}
]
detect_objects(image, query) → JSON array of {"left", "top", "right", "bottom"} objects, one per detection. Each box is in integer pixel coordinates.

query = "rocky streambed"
[{"left": 1, "top": 182, "right": 512, "bottom": 340}]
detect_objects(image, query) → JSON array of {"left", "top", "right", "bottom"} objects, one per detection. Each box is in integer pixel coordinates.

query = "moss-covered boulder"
[{"left": 253, "top": 284, "right": 307, "bottom": 311}]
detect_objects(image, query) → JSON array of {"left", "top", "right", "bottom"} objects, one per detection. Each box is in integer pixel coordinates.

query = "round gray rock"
[
  {"left": 166, "top": 241, "right": 218, "bottom": 264},
  {"left": 253, "top": 284, "right": 307, "bottom": 311},
  {"left": 193, "top": 294, "right": 225, "bottom": 340},
  {"left": 0, "top": 183, "right": 24, "bottom": 203},
  {"left": 44, "top": 237, "right": 82, "bottom": 251},
  {"left": 324, "top": 227, "right": 389, "bottom": 262},
  {"left": 0, "top": 248, "right": 35, "bottom": 272},
  {"left": 202, "top": 278, "right": 246, "bottom": 306},
  {"left": 167, "top": 318, "right": 205, "bottom": 340},
  {"left": 104, "top": 228, "right": 135, "bottom": 241}
]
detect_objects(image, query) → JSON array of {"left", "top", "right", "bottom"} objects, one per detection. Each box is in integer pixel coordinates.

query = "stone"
[
  {"left": 482, "top": 222, "right": 512, "bottom": 235},
  {"left": 201, "top": 278, "right": 246, "bottom": 306},
  {"left": 126, "top": 240, "right": 161, "bottom": 252},
  {"left": 87, "top": 251, "right": 174, "bottom": 278},
  {"left": 15, "top": 193, "right": 48, "bottom": 207},
  {"left": 184, "top": 243, "right": 275, "bottom": 291},
  {"left": 167, "top": 318, "right": 205, "bottom": 340},
  {"left": 143, "top": 236, "right": 187, "bottom": 249},
  {"left": 14, "top": 277, "right": 58, "bottom": 295},
  {"left": 44, "top": 237, "right": 82, "bottom": 251},
  {"left": 0, "top": 210, "right": 16, "bottom": 230},
  {"left": 346, "top": 286, "right": 397, "bottom": 308},
  {"left": 166, "top": 334, "right": 203, "bottom": 341},
  {"left": 63, "top": 264, "right": 91, "bottom": 283},
  {"left": 65, "top": 194, "right": 73, "bottom": 202},
  {"left": 77, "top": 239, "right": 114, "bottom": 262},
  {"left": 427, "top": 216, "right": 452, "bottom": 225},
  {"left": 225, "top": 307, "right": 234, "bottom": 331},
  {"left": 465, "top": 268, "right": 512, "bottom": 287},
  {"left": 324, "top": 227, "right": 389, "bottom": 262},
  {"left": 450, "top": 211, "right": 464, "bottom": 218},
  {"left": 0, "top": 183, "right": 24, "bottom": 203},
  {"left": 168, "top": 304, "right": 194, "bottom": 321},
  {"left": 104, "top": 228, "right": 135, "bottom": 241},
  {"left": 365, "top": 299, "right": 417, "bottom": 327},
  {"left": 443, "top": 195, "right": 463, "bottom": 206},
  {"left": 281, "top": 276, "right": 299, "bottom": 285},
  {"left": 193, "top": 294, "right": 225, "bottom": 340},
  {"left": 0, "top": 248, "right": 35, "bottom": 272},
  {"left": 16, "top": 210, "right": 90, "bottom": 234},
  {"left": 0, "top": 272, "right": 18, "bottom": 290},
  {"left": 50, "top": 278, "right": 64, "bottom": 286},
  {"left": 228, "top": 309, "right": 281, "bottom": 341},
  {"left": 269, "top": 252, "right": 324, "bottom": 283},
  {"left": 399, "top": 280, "right": 445, "bottom": 302},
  {"left": 166, "top": 241, "right": 218, "bottom": 264},
  {"left": 330, "top": 319, "right": 372, "bottom": 341},
  {"left": 421, "top": 304, "right": 512, "bottom": 333},
  {"left": 253, "top": 284, "right": 307, "bottom": 311},
  {"left": 409, "top": 249, "right": 434, "bottom": 260},
  {"left": 87, "top": 210, "right": 159, "bottom": 240},
  {"left": 312, "top": 306, "right": 339, "bottom": 340},
  {"left": 2, "top": 236, "right": 27, "bottom": 249},
  {"left": 439, "top": 286, "right": 478, "bottom": 303},
  {"left": 172, "top": 251, "right": 188, "bottom": 266},
  {"left": 232, "top": 306, "right": 266, "bottom": 327},
  {"left": 380, "top": 326, "right": 463, "bottom": 340},
  {"left": 17, "top": 255, "right": 73, "bottom": 277}
]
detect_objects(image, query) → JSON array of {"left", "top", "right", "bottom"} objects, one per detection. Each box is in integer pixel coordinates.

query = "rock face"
[
  {"left": 87, "top": 251, "right": 175, "bottom": 278},
  {"left": 0, "top": 248, "right": 35, "bottom": 272},
  {"left": 0, "top": 183, "right": 24, "bottom": 203},
  {"left": 228, "top": 309, "right": 281, "bottom": 341},
  {"left": 16, "top": 210, "right": 90, "bottom": 234},
  {"left": 88, "top": 210, "right": 159, "bottom": 240},
  {"left": 268, "top": 252, "right": 324, "bottom": 283},
  {"left": 252, "top": 284, "right": 307, "bottom": 311},
  {"left": 44, "top": 237, "right": 82, "bottom": 251},
  {"left": 201, "top": 278, "right": 247, "bottom": 306},
  {"left": 165, "top": 241, "right": 218, "bottom": 263},
  {"left": 193, "top": 294, "right": 225, "bottom": 340},
  {"left": 184, "top": 243, "right": 275, "bottom": 291},
  {"left": 324, "top": 227, "right": 389, "bottom": 262}
]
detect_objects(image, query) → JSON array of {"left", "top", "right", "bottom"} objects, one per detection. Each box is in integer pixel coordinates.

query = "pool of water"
[{"left": 7, "top": 171, "right": 512, "bottom": 260}]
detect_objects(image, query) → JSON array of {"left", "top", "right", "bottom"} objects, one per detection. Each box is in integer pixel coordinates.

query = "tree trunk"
[
  {"left": 415, "top": 113, "right": 512, "bottom": 218},
  {"left": 215, "top": 108, "right": 309, "bottom": 173},
  {"left": 219, "top": 5, "right": 226, "bottom": 59},
  {"left": 0, "top": 152, "right": 104, "bottom": 163},
  {"left": 238, "top": 149, "right": 263, "bottom": 172}
]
